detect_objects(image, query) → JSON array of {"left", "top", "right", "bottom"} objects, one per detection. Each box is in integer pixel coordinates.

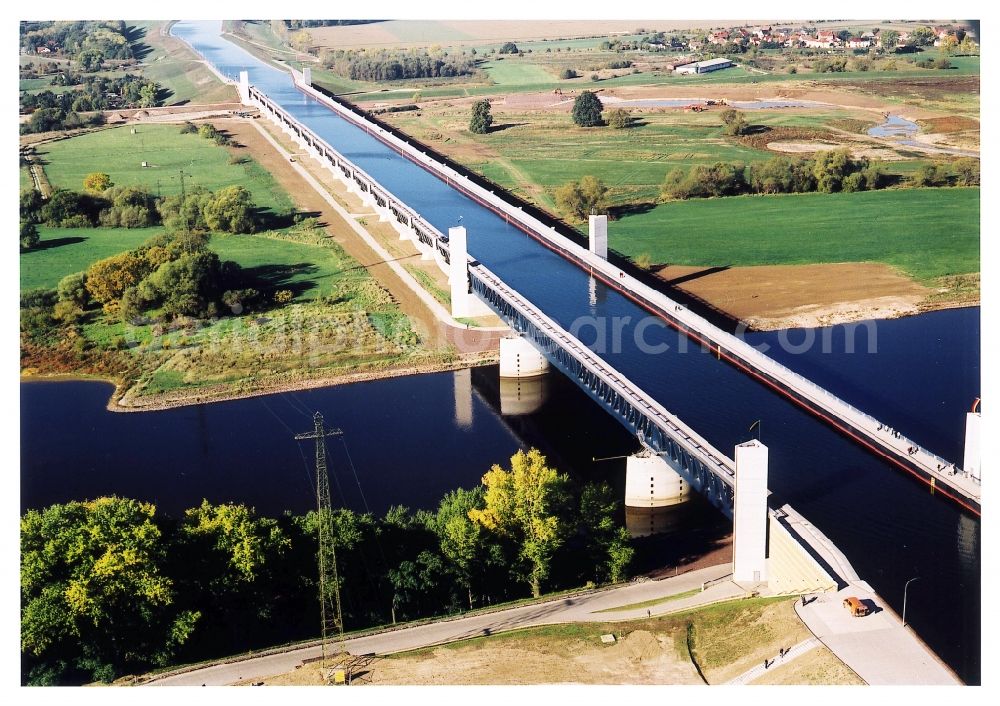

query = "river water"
[{"left": 22, "top": 20, "right": 981, "bottom": 683}]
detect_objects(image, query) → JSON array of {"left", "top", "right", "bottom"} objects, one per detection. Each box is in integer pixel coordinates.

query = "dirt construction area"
[
  {"left": 255, "top": 598, "right": 860, "bottom": 686},
  {"left": 655, "top": 262, "right": 931, "bottom": 330}
]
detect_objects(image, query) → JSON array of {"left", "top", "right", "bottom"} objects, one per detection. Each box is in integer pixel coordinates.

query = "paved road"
[
  {"left": 795, "top": 587, "right": 961, "bottom": 685},
  {"left": 724, "top": 637, "right": 820, "bottom": 685},
  {"left": 149, "top": 564, "right": 738, "bottom": 686}
]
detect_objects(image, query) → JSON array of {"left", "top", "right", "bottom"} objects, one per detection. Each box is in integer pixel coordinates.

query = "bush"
[
  {"left": 57, "top": 271, "right": 89, "bottom": 307},
  {"left": 590, "top": 73, "right": 600, "bottom": 81},
  {"left": 559, "top": 68, "right": 578, "bottom": 79},
  {"left": 498, "top": 42, "right": 519, "bottom": 54},
  {"left": 953, "top": 158, "right": 980, "bottom": 186},
  {"left": 20, "top": 220, "right": 40, "bottom": 249},
  {"left": 273, "top": 289, "right": 294, "bottom": 304},
  {"left": 720, "top": 109, "right": 749, "bottom": 136},
  {"left": 197, "top": 123, "right": 218, "bottom": 139},
  {"left": 179, "top": 121, "right": 198, "bottom": 134},
  {"left": 606, "top": 108, "right": 631, "bottom": 129}
]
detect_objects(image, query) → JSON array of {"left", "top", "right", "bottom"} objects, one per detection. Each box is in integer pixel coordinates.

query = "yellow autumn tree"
[{"left": 469, "top": 448, "right": 570, "bottom": 597}]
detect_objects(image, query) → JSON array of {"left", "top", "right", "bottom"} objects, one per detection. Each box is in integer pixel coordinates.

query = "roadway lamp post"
[{"left": 902, "top": 576, "right": 921, "bottom": 628}]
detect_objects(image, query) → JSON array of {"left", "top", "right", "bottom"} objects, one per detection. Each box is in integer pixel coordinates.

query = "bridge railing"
[
  {"left": 247, "top": 85, "right": 450, "bottom": 256},
  {"left": 470, "top": 262, "right": 736, "bottom": 494}
]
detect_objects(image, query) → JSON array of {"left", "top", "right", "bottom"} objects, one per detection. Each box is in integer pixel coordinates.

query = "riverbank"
[
  {"left": 110, "top": 352, "right": 496, "bottom": 412},
  {"left": 653, "top": 262, "right": 979, "bottom": 331}
]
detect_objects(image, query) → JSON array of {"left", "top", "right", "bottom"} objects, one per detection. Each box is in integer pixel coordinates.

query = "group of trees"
[
  {"left": 81, "top": 230, "right": 253, "bottom": 321},
  {"left": 20, "top": 74, "right": 163, "bottom": 134},
  {"left": 19, "top": 21, "right": 138, "bottom": 70},
  {"left": 20, "top": 179, "right": 259, "bottom": 235},
  {"left": 180, "top": 121, "right": 234, "bottom": 146},
  {"left": 912, "top": 158, "right": 980, "bottom": 187},
  {"left": 662, "top": 149, "right": 887, "bottom": 200},
  {"left": 319, "top": 47, "right": 478, "bottom": 81},
  {"left": 22, "top": 449, "right": 633, "bottom": 685}
]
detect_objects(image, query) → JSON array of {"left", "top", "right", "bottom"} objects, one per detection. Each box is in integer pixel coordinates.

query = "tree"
[
  {"left": 21, "top": 498, "right": 200, "bottom": 684},
  {"left": 142, "top": 250, "right": 227, "bottom": 317},
  {"left": 20, "top": 220, "right": 40, "bottom": 249},
  {"left": 559, "top": 68, "right": 578, "bottom": 79},
  {"left": 939, "top": 35, "right": 958, "bottom": 54},
  {"left": 83, "top": 172, "right": 113, "bottom": 192},
  {"left": 578, "top": 483, "right": 634, "bottom": 584},
  {"left": 203, "top": 186, "right": 256, "bottom": 234},
  {"left": 606, "top": 108, "right": 631, "bottom": 129},
  {"left": 880, "top": 30, "right": 899, "bottom": 51},
  {"left": 85, "top": 251, "right": 154, "bottom": 305},
  {"left": 812, "top": 149, "right": 857, "bottom": 192},
  {"left": 571, "top": 90, "right": 603, "bottom": 127},
  {"left": 953, "top": 158, "right": 980, "bottom": 186},
  {"left": 555, "top": 175, "right": 608, "bottom": 221},
  {"left": 468, "top": 449, "right": 571, "bottom": 597},
  {"left": 912, "top": 163, "right": 944, "bottom": 187},
  {"left": 432, "top": 487, "right": 489, "bottom": 609},
  {"left": 468, "top": 98, "right": 493, "bottom": 134},
  {"left": 498, "top": 42, "right": 519, "bottom": 54},
  {"left": 720, "top": 108, "right": 749, "bottom": 136},
  {"left": 910, "top": 26, "right": 935, "bottom": 46}
]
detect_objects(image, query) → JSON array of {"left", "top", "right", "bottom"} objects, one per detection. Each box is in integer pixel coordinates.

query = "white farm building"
[{"left": 674, "top": 58, "right": 734, "bottom": 74}]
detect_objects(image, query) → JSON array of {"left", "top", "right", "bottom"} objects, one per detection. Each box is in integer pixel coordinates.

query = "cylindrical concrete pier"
[
  {"left": 498, "top": 335, "right": 549, "bottom": 378},
  {"left": 624, "top": 452, "right": 690, "bottom": 508}
]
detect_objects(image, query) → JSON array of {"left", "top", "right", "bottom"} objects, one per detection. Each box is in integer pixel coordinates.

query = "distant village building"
[
  {"left": 847, "top": 36, "right": 872, "bottom": 49},
  {"left": 674, "top": 57, "right": 734, "bottom": 74},
  {"left": 708, "top": 30, "right": 730, "bottom": 45}
]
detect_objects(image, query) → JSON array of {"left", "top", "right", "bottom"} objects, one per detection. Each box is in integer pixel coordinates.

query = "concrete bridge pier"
[
  {"left": 302, "top": 67, "right": 312, "bottom": 87},
  {"left": 624, "top": 451, "right": 690, "bottom": 509},
  {"left": 733, "top": 440, "right": 768, "bottom": 585},
  {"left": 498, "top": 335, "right": 550, "bottom": 378},
  {"left": 965, "top": 410, "right": 980, "bottom": 482}
]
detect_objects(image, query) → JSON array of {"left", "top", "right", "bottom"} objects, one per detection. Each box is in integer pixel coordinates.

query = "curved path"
[{"left": 148, "top": 565, "right": 738, "bottom": 686}]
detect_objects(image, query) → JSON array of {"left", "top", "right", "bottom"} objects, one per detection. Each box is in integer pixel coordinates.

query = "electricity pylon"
[{"left": 295, "top": 411, "right": 346, "bottom": 673}]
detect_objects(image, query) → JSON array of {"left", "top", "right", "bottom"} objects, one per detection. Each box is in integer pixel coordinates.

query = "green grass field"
[
  {"left": 483, "top": 60, "right": 556, "bottom": 86},
  {"left": 609, "top": 187, "right": 980, "bottom": 282},
  {"left": 36, "top": 125, "right": 293, "bottom": 212},
  {"left": 20, "top": 227, "right": 161, "bottom": 291},
  {"left": 210, "top": 231, "right": 359, "bottom": 302}
]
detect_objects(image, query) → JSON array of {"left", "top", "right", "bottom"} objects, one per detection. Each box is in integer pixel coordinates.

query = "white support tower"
[
  {"left": 588, "top": 214, "right": 608, "bottom": 260},
  {"left": 238, "top": 70, "right": 251, "bottom": 105},
  {"left": 448, "top": 226, "right": 493, "bottom": 319},
  {"left": 624, "top": 452, "right": 689, "bottom": 508},
  {"left": 303, "top": 67, "right": 312, "bottom": 87},
  {"left": 965, "top": 411, "right": 981, "bottom": 482},
  {"left": 733, "top": 440, "right": 769, "bottom": 584}
]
